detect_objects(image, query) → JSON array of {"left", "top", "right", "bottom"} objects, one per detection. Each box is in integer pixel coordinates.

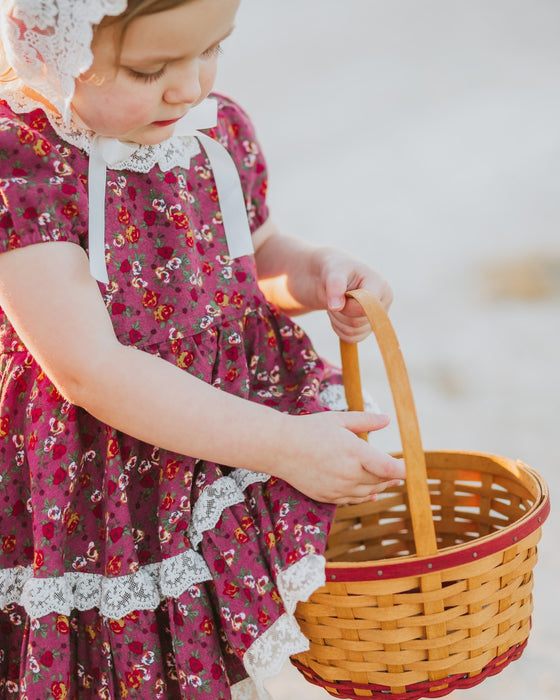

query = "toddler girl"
[{"left": 0, "top": 0, "right": 405, "bottom": 698}]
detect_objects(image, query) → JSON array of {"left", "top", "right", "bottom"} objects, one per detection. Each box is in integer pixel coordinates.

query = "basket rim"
[{"left": 326, "top": 451, "right": 550, "bottom": 583}]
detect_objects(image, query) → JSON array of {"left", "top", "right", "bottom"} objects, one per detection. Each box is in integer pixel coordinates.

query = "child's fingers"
[
  {"left": 362, "top": 449, "right": 406, "bottom": 481},
  {"left": 339, "top": 410, "right": 391, "bottom": 434}
]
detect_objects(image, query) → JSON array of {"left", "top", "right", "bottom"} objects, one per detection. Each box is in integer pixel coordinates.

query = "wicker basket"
[{"left": 292, "top": 288, "right": 550, "bottom": 699}]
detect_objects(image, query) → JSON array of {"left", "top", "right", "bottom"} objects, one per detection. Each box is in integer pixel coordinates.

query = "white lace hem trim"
[
  {"left": 0, "top": 548, "right": 211, "bottom": 619},
  {"left": 240, "top": 553, "right": 327, "bottom": 700},
  {"left": 188, "top": 469, "right": 270, "bottom": 550}
]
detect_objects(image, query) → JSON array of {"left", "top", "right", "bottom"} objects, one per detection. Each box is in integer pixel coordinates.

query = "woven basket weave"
[{"left": 292, "top": 288, "right": 550, "bottom": 699}]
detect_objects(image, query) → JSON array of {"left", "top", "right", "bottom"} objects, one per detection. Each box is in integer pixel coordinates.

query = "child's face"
[{"left": 72, "top": 0, "right": 240, "bottom": 144}]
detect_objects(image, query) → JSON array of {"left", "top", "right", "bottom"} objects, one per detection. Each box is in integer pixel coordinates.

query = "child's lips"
[{"left": 152, "top": 118, "right": 180, "bottom": 127}]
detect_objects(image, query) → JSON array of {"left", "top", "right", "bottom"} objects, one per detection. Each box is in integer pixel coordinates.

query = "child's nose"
[{"left": 163, "top": 61, "right": 201, "bottom": 105}]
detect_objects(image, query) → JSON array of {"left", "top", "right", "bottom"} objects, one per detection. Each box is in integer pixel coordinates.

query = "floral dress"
[{"left": 0, "top": 94, "right": 340, "bottom": 699}]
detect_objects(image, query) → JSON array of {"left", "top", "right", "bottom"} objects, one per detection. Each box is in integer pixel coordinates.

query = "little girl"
[{"left": 0, "top": 1, "right": 405, "bottom": 698}]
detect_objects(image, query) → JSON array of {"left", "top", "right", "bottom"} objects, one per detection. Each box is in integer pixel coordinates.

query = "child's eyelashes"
[
  {"left": 127, "top": 66, "right": 166, "bottom": 83},
  {"left": 125, "top": 45, "right": 223, "bottom": 82},
  {"left": 201, "top": 43, "right": 223, "bottom": 60}
]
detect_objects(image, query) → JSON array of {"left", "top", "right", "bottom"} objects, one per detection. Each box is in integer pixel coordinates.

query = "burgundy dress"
[{"left": 0, "top": 94, "right": 338, "bottom": 699}]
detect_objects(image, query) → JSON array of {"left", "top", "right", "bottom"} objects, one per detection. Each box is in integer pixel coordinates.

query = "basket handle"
[{"left": 340, "top": 288, "right": 438, "bottom": 557}]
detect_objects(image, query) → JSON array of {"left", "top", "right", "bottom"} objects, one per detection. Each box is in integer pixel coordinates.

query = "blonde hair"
[{"left": 101, "top": 0, "right": 194, "bottom": 33}]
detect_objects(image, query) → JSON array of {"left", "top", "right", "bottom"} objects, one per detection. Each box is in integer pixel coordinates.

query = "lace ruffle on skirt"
[{"left": 1, "top": 468, "right": 327, "bottom": 700}]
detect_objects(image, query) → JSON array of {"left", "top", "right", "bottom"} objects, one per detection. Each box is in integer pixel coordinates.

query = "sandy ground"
[{"left": 215, "top": 1, "right": 560, "bottom": 698}]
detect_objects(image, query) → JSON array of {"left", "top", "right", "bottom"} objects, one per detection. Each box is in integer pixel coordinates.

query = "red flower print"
[
  {"left": 0, "top": 416, "right": 10, "bottom": 437},
  {"left": 154, "top": 303, "right": 174, "bottom": 322},
  {"left": 61, "top": 202, "right": 78, "bottom": 219},
  {"left": 161, "top": 493, "right": 174, "bottom": 511},
  {"left": 8, "top": 231, "right": 20, "bottom": 248},
  {"left": 157, "top": 245, "right": 174, "bottom": 259},
  {"left": 129, "top": 329, "right": 142, "bottom": 343},
  {"left": 118, "top": 207, "right": 131, "bottom": 225},
  {"left": 107, "top": 437, "right": 120, "bottom": 459},
  {"left": 120, "top": 259, "right": 132, "bottom": 273},
  {"left": 56, "top": 615, "right": 70, "bottom": 634},
  {"left": 142, "top": 290, "right": 159, "bottom": 308},
  {"left": 126, "top": 669, "right": 143, "bottom": 689},
  {"left": 214, "top": 290, "right": 229, "bottom": 307},
  {"left": 164, "top": 172, "right": 177, "bottom": 184},
  {"left": 214, "top": 557, "right": 226, "bottom": 574},
  {"left": 110, "top": 526, "right": 124, "bottom": 543},
  {"left": 223, "top": 582, "right": 239, "bottom": 599},
  {"left": 51, "top": 681, "right": 68, "bottom": 700},
  {"left": 17, "top": 127, "right": 35, "bottom": 145},
  {"left": 30, "top": 113, "right": 48, "bottom": 131},
  {"left": 112, "top": 302, "right": 126, "bottom": 314},
  {"left": 307, "top": 510, "right": 321, "bottom": 526},
  {"left": 65, "top": 512, "right": 80, "bottom": 535},
  {"left": 125, "top": 225, "right": 140, "bottom": 243},
  {"left": 234, "top": 271, "right": 246, "bottom": 283},
  {"left": 233, "top": 527, "right": 249, "bottom": 544},
  {"left": 224, "top": 368, "right": 238, "bottom": 382},
  {"left": 106, "top": 555, "right": 122, "bottom": 576},
  {"left": 128, "top": 641, "right": 144, "bottom": 654},
  {"left": 143, "top": 210, "right": 156, "bottom": 226},
  {"left": 199, "top": 616, "right": 214, "bottom": 635},
  {"left": 177, "top": 351, "right": 195, "bottom": 369},
  {"left": 189, "top": 657, "right": 203, "bottom": 673},
  {"left": 211, "top": 663, "right": 223, "bottom": 680},
  {"left": 108, "top": 619, "right": 125, "bottom": 634},
  {"left": 42, "top": 522, "right": 55, "bottom": 540},
  {"left": 258, "top": 609, "right": 270, "bottom": 626},
  {"left": 40, "top": 650, "right": 54, "bottom": 667},
  {"left": 164, "top": 460, "right": 180, "bottom": 480},
  {"left": 34, "top": 549, "right": 45, "bottom": 569},
  {"left": 225, "top": 346, "right": 239, "bottom": 361},
  {"left": 173, "top": 611, "right": 185, "bottom": 627},
  {"left": 52, "top": 444, "right": 67, "bottom": 460},
  {"left": 23, "top": 206, "right": 38, "bottom": 220},
  {"left": 11, "top": 499, "right": 24, "bottom": 516},
  {"left": 172, "top": 211, "right": 190, "bottom": 229},
  {"left": 61, "top": 183, "right": 77, "bottom": 195},
  {"left": 33, "top": 138, "right": 51, "bottom": 157},
  {"left": 30, "top": 407, "right": 42, "bottom": 422},
  {"left": 2, "top": 535, "right": 16, "bottom": 553}
]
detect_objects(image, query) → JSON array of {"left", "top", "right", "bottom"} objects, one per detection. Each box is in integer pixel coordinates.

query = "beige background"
[{"left": 215, "top": 1, "right": 560, "bottom": 697}]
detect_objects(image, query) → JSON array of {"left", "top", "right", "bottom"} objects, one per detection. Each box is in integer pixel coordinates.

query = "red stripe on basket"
[
  {"left": 326, "top": 492, "right": 550, "bottom": 582},
  {"left": 292, "top": 639, "right": 527, "bottom": 700}
]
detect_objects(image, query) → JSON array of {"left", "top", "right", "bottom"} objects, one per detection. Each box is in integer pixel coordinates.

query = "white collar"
[{"left": 86, "top": 98, "right": 254, "bottom": 282}]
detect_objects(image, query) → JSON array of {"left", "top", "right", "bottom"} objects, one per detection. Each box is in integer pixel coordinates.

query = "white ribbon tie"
[{"left": 88, "top": 98, "right": 254, "bottom": 284}]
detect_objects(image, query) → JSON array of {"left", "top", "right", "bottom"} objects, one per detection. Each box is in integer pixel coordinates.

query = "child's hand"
[
  {"left": 276, "top": 411, "right": 405, "bottom": 505},
  {"left": 319, "top": 248, "right": 393, "bottom": 343}
]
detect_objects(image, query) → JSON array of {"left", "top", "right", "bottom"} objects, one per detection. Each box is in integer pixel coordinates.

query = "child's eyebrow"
[{"left": 124, "top": 26, "right": 236, "bottom": 65}]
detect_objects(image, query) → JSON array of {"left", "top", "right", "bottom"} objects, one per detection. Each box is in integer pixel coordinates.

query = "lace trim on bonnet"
[
  {"left": 0, "top": 0, "right": 202, "bottom": 171},
  {"left": 0, "top": 0, "right": 126, "bottom": 125}
]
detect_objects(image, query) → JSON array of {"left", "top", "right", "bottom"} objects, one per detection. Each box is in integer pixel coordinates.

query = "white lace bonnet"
[{"left": 0, "top": 0, "right": 253, "bottom": 282}]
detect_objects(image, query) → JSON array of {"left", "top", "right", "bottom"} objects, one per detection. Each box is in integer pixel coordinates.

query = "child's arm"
[
  {"left": 0, "top": 241, "right": 404, "bottom": 504},
  {"left": 253, "top": 218, "right": 393, "bottom": 343}
]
